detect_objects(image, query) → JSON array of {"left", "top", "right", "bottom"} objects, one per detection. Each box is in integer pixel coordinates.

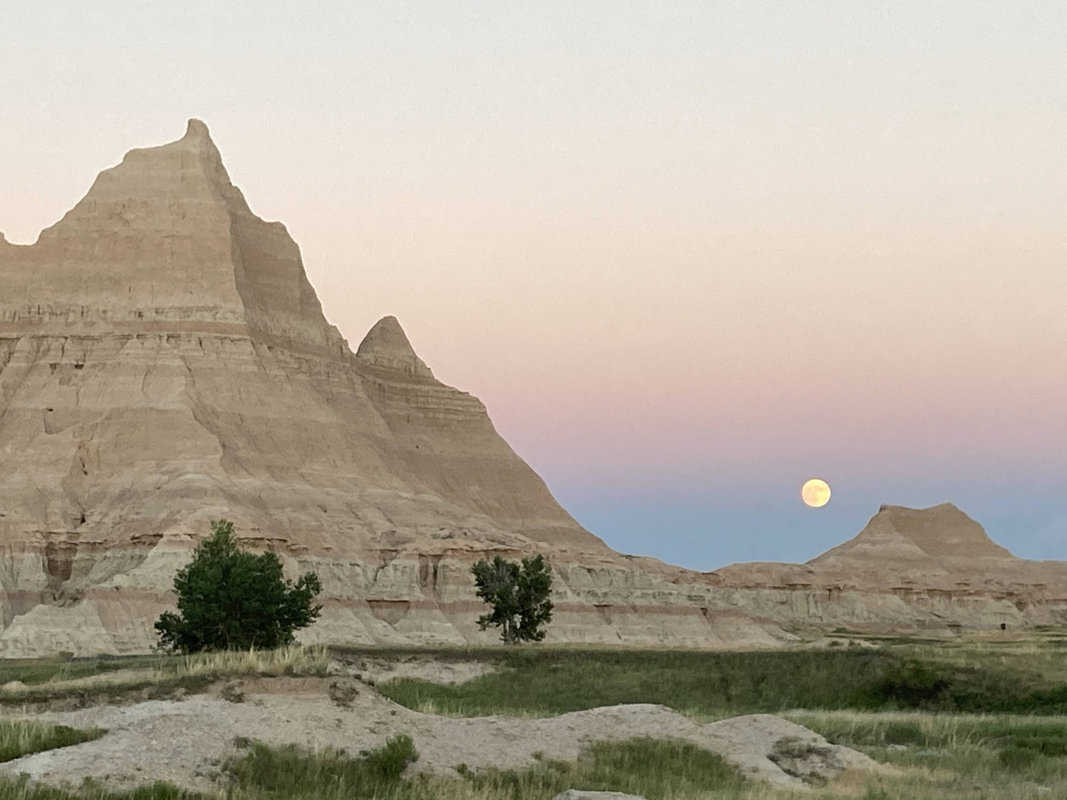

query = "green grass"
[
  {"left": 787, "top": 710, "right": 1067, "bottom": 799},
  {"left": 4, "top": 640, "right": 1067, "bottom": 799},
  {"left": 0, "top": 734, "right": 749, "bottom": 800},
  {"left": 0, "top": 658, "right": 137, "bottom": 688},
  {"left": 0, "top": 720, "right": 104, "bottom": 763},
  {"left": 225, "top": 734, "right": 420, "bottom": 798},
  {"left": 0, "top": 675, "right": 217, "bottom": 708},
  {"left": 222, "top": 734, "right": 747, "bottom": 800},
  {"left": 0, "top": 778, "right": 199, "bottom": 800},
  {"left": 376, "top": 646, "right": 1067, "bottom": 717},
  {"left": 0, "top": 647, "right": 330, "bottom": 707},
  {"left": 379, "top": 648, "right": 895, "bottom": 716},
  {"left": 0, "top": 724, "right": 191, "bottom": 800},
  {"left": 788, "top": 709, "right": 1067, "bottom": 750},
  {"left": 449, "top": 737, "right": 747, "bottom": 800}
]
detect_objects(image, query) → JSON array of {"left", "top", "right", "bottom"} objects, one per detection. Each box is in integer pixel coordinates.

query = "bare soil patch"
[
  {"left": 0, "top": 677, "right": 875, "bottom": 794},
  {"left": 330, "top": 655, "right": 498, "bottom": 685}
]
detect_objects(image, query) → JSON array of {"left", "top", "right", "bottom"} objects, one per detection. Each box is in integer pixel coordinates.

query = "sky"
[{"left": 2, "top": 2, "right": 1065, "bottom": 568}]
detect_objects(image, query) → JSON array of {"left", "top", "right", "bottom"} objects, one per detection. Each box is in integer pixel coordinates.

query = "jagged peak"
[
  {"left": 184, "top": 118, "right": 211, "bottom": 140},
  {"left": 178, "top": 118, "right": 223, "bottom": 162},
  {"left": 356, "top": 316, "right": 433, "bottom": 379},
  {"left": 112, "top": 118, "right": 225, "bottom": 177},
  {"left": 4, "top": 119, "right": 340, "bottom": 358}
]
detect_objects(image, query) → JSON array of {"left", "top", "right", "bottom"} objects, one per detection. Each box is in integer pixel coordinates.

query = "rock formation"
[
  {"left": 712, "top": 503, "right": 1067, "bottom": 631},
  {"left": 1, "top": 121, "right": 1064, "bottom": 655},
  {"left": 0, "top": 120, "right": 791, "bottom": 655}
]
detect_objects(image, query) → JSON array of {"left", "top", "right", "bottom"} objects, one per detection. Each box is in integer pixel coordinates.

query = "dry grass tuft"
[
  {"left": 0, "top": 646, "right": 331, "bottom": 705},
  {"left": 168, "top": 645, "right": 330, "bottom": 680}
]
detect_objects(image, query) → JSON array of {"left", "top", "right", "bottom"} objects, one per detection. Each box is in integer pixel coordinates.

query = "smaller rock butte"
[
  {"left": 714, "top": 502, "right": 1067, "bottom": 632},
  {"left": 1, "top": 120, "right": 1066, "bottom": 656}
]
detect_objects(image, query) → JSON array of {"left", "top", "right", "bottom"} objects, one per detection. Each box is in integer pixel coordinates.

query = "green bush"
[
  {"left": 863, "top": 660, "right": 954, "bottom": 709},
  {"left": 998, "top": 745, "right": 1041, "bottom": 771},
  {"left": 155, "top": 520, "right": 321, "bottom": 653},
  {"left": 471, "top": 555, "right": 553, "bottom": 643}
]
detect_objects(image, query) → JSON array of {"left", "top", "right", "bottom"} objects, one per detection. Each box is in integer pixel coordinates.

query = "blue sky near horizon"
[
  {"left": 1, "top": 2, "right": 1065, "bottom": 569},
  {"left": 556, "top": 480, "right": 1067, "bottom": 571}
]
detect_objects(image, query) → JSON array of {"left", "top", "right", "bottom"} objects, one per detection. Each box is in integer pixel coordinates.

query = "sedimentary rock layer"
[
  {"left": 0, "top": 121, "right": 792, "bottom": 654},
  {"left": 712, "top": 504, "right": 1067, "bottom": 631},
  {"left": 1, "top": 121, "right": 1064, "bottom": 655}
]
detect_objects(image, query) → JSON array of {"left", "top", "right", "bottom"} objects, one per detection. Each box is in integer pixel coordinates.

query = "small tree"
[
  {"left": 155, "top": 519, "right": 322, "bottom": 653},
  {"left": 471, "top": 554, "right": 553, "bottom": 643}
]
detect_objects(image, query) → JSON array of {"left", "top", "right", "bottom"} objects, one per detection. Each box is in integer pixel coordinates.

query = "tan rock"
[
  {"left": 1, "top": 121, "right": 1065, "bottom": 655},
  {"left": 705, "top": 714, "right": 876, "bottom": 786},
  {"left": 713, "top": 503, "right": 1067, "bottom": 631},
  {"left": 0, "top": 120, "right": 787, "bottom": 654}
]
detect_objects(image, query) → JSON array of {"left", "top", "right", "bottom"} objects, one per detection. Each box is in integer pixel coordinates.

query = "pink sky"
[{"left": 2, "top": 2, "right": 1065, "bottom": 566}]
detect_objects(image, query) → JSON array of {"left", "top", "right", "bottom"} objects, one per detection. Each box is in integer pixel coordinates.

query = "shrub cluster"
[{"left": 156, "top": 520, "right": 322, "bottom": 653}]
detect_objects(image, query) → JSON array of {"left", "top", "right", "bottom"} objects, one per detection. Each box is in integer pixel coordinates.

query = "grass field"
[
  {"left": 374, "top": 639, "right": 1067, "bottom": 717},
  {"left": 1, "top": 636, "right": 1067, "bottom": 798},
  {"left": 0, "top": 647, "right": 330, "bottom": 707},
  {"left": 0, "top": 720, "right": 104, "bottom": 764},
  {"left": 223, "top": 735, "right": 749, "bottom": 800},
  {"left": 0, "top": 736, "right": 752, "bottom": 800},
  {"left": 788, "top": 710, "right": 1067, "bottom": 799}
]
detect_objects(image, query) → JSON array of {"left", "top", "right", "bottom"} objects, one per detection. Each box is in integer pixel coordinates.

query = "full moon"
[{"left": 801, "top": 478, "right": 831, "bottom": 508}]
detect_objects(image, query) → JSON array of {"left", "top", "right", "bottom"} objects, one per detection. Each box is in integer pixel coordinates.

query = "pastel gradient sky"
[{"left": 3, "top": 2, "right": 1065, "bottom": 568}]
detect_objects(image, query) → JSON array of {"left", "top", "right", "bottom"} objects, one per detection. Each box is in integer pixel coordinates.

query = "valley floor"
[{"left": 0, "top": 631, "right": 1065, "bottom": 799}]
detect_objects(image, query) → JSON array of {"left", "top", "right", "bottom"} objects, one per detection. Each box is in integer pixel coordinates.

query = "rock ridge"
[
  {"left": 2, "top": 120, "right": 780, "bottom": 655},
  {"left": 0, "top": 119, "right": 346, "bottom": 358},
  {"left": 2, "top": 121, "right": 1066, "bottom": 655}
]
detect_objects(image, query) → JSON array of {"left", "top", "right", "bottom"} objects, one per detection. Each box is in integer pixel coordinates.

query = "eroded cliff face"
[
  {"left": 0, "top": 120, "right": 795, "bottom": 655},
  {"left": 1, "top": 121, "right": 1064, "bottom": 656}
]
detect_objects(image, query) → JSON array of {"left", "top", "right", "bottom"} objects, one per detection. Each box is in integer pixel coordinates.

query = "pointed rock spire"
[
  {"left": 184, "top": 118, "right": 211, "bottom": 140},
  {"left": 356, "top": 316, "right": 433, "bottom": 378},
  {"left": 3, "top": 119, "right": 342, "bottom": 355},
  {"left": 178, "top": 118, "right": 222, "bottom": 161}
]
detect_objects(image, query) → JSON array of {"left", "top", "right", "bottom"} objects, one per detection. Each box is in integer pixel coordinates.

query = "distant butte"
[{"left": 1, "top": 121, "right": 1065, "bottom": 656}]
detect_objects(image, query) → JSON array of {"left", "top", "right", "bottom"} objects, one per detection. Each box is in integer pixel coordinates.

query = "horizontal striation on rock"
[{"left": 2, "top": 121, "right": 1066, "bottom": 656}]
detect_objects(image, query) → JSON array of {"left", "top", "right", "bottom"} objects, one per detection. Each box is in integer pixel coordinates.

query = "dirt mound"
[{"left": 1, "top": 679, "right": 876, "bottom": 792}]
